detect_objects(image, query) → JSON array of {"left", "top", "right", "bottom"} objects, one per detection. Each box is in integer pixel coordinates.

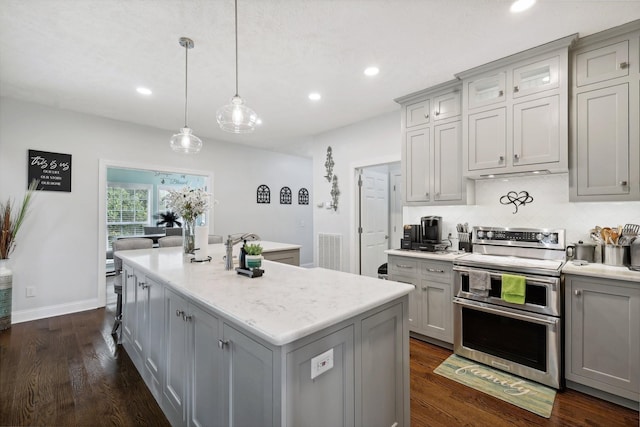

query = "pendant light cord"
[
  {"left": 234, "top": 0, "right": 239, "bottom": 97},
  {"left": 184, "top": 41, "right": 189, "bottom": 127}
]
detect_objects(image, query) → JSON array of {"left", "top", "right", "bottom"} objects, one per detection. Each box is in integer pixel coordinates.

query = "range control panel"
[{"left": 473, "top": 227, "right": 565, "bottom": 249}]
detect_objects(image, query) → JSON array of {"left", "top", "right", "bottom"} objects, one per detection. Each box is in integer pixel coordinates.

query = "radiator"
[{"left": 318, "top": 233, "right": 342, "bottom": 271}]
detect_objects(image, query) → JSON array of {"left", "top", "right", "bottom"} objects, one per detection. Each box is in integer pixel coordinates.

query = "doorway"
[
  {"left": 97, "top": 159, "right": 213, "bottom": 307},
  {"left": 356, "top": 162, "right": 402, "bottom": 277}
]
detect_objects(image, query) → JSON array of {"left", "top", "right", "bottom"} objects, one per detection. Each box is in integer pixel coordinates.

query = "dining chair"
[
  {"left": 165, "top": 227, "right": 183, "bottom": 236},
  {"left": 111, "top": 237, "right": 153, "bottom": 338},
  {"left": 158, "top": 236, "right": 183, "bottom": 247}
]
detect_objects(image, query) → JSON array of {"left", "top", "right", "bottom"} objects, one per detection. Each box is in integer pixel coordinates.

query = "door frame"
[
  {"left": 97, "top": 159, "right": 213, "bottom": 307},
  {"left": 349, "top": 155, "right": 400, "bottom": 275}
]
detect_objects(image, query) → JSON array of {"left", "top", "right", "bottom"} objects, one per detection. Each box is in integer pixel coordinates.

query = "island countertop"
[{"left": 116, "top": 242, "right": 413, "bottom": 346}]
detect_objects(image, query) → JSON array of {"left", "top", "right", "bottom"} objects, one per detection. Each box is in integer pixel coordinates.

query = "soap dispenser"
[{"left": 239, "top": 241, "right": 247, "bottom": 269}]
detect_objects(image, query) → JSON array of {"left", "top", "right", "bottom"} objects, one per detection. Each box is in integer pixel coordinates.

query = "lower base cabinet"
[
  {"left": 122, "top": 262, "right": 409, "bottom": 427},
  {"left": 565, "top": 275, "right": 640, "bottom": 403}
]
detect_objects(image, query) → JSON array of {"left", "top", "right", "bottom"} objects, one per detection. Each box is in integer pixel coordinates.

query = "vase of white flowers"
[{"left": 166, "top": 187, "right": 211, "bottom": 255}]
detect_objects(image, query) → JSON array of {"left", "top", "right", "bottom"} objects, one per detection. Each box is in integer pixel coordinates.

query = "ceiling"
[{"left": 1, "top": 1, "right": 639, "bottom": 151}]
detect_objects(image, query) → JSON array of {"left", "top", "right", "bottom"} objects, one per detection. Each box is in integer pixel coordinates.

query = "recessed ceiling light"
[
  {"left": 510, "top": 0, "right": 535, "bottom": 13},
  {"left": 136, "top": 87, "right": 152, "bottom": 95},
  {"left": 308, "top": 92, "right": 321, "bottom": 101},
  {"left": 364, "top": 66, "right": 379, "bottom": 76},
  {"left": 256, "top": 118, "right": 263, "bottom": 125}
]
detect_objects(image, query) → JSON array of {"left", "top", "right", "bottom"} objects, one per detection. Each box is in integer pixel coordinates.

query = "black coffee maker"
[{"left": 421, "top": 216, "right": 442, "bottom": 243}]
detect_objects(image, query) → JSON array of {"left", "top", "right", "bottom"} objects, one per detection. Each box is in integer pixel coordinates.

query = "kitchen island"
[{"left": 116, "top": 242, "right": 413, "bottom": 427}]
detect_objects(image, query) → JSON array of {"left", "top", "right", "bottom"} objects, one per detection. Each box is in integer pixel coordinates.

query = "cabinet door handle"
[
  {"left": 183, "top": 314, "right": 193, "bottom": 322},
  {"left": 176, "top": 309, "right": 184, "bottom": 317},
  {"left": 218, "top": 339, "right": 229, "bottom": 349},
  {"left": 396, "top": 264, "right": 413, "bottom": 269},
  {"left": 574, "top": 289, "right": 582, "bottom": 296},
  {"left": 513, "top": 85, "right": 519, "bottom": 93},
  {"left": 620, "top": 61, "right": 629, "bottom": 69},
  {"left": 427, "top": 268, "right": 445, "bottom": 273},
  {"left": 138, "top": 282, "right": 145, "bottom": 287},
  {"left": 620, "top": 181, "right": 628, "bottom": 186},
  {"left": 127, "top": 274, "right": 134, "bottom": 278},
  {"left": 141, "top": 283, "right": 149, "bottom": 289}
]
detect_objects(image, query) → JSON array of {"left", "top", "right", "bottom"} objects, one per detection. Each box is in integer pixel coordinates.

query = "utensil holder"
[
  {"left": 603, "top": 245, "right": 630, "bottom": 266},
  {"left": 458, "top": 232, "right": 472, "bottom": 252}
]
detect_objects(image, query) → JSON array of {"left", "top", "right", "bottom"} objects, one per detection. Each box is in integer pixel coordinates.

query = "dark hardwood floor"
[{"left": 0, "top": 307, "right": 638, "bottom": 426}]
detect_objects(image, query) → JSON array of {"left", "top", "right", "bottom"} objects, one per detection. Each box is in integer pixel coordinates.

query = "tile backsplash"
[{"left": 405, "top": 173, "right": 640, "bottom": 247}]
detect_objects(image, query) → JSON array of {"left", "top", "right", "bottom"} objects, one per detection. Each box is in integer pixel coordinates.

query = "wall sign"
[
  {"left": 499, "top": 190, "right": 533, "bottom": 214},
  {"left": 28, "top": 150, "right": 72, "bottom": 192}
]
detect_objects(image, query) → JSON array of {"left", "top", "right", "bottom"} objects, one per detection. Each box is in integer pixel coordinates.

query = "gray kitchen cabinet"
[
  {"left": 565, "top": 274, "right": 640, "bottom": 403},
  {"left": 163, "top": 288, "right": 224, "bottom": 427},
  {"left": 388, "top": 255, "right": 453, "bottom": 345},
  {"left": 396, "top": 80, "right": 472, "bottom": 206},
  {"left": 122, "top": 264, "right": 146, "bottom": 370},
  {"left": 459, "top": 35, "right": 574, "bottom": 178},
  {"left": 361, "top": 303, "right": 406, "bottom": 427},
  {"left": 286, "top": 326, "right": 354, "bottom": 427},
  {"left": 263, "top": 248, "right": 300, "bottom": 266},
  {"left": 223, "top": 323, "right": 274, "bottom": 427},
  {"left": 570, "top": 21, "right": 640, "bottom": 201},
  {"left": 144, "top": 276, "right": 164, "bottom": 400}
]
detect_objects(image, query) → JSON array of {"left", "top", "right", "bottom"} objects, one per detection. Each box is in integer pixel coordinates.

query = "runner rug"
[{"left": 433, "top": 354, "right": 556, "bottom": 418}]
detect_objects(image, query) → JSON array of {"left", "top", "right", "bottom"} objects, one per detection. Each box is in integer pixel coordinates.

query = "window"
[{"left": 107, "top": 182, "right": 152, "bottom": 249}]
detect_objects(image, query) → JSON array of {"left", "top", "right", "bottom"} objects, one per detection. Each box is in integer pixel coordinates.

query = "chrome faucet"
[{"left": 225, "top": 233, "right": 261, "bottom": 270}]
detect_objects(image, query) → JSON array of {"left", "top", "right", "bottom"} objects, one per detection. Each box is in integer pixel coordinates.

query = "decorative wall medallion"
[
  {"left": 500, "top": 191, "right": 533, "bottom": 214},
  {"left": 257, "top": 185, "right": 270, "bottom": 204},
  {"left": 324, "top": 146, "right": 334, "bottom": 182},
  {"left": 298, "top": 188, "right": 309, "bottom": 205},
  {"left": 330, "top": 175, "right": 340, "bottom": 211},
  {"left": 280, "top": 186, "right": 292, "bottom": 204}
]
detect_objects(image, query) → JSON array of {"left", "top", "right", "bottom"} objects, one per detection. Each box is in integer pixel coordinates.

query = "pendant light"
[
  {"left": 216, "top": 0, "right": 258, "bottom": 133},
  {"left": 170, "top": 37, "right": 203, "bottom": 154}
]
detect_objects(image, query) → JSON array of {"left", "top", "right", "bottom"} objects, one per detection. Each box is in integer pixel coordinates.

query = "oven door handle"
[
  {"left": 452, "top": 266, "right": 558, "bottom": 288},
  {"left": 453, "top": 297, "right": 559, "bottom": 328}
]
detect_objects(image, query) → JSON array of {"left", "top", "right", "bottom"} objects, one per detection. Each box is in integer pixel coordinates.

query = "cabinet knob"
[
  {"left": 176, "top": 309, "right": 184, "bottom": 317},
  {"left": 620, "top": 181, "right": 628, "bottom": 186},
  {"left": 127, "top": 274, "right": 134, "bottom": 278},
  {"left": 424, "top": 113, "right": 429, "bottom": 119},
  {"left": 499, "top": 156, "right": 504, "bottom": 162},
  {"left": 141, "top": 283, "right": 149, "bottom": 289},
  {"left": 435, "top": 111, "right": 440, "bottom": 116},
  {"left": 218, "top": 339, "right": 229, "bottom": 349},
  {"left": 574, "top": 289, "right": 582, "bottom": 296},
  {"left": 183, "top": 314, "right": 193, "bottom": 322},
  {"left": 498, "top": 90, "right": 504, "bottom": 96},
  {"left": 138, "top": 282, "right": 145, "bottom": 287},
  {"left": 422, "top": 286, "right": 427, "bottom": 291},
  {"left": 513, "top": 85, "right": 519, "bottom": 93},
  {"left": 514, "top": 154, "right": 520, "bottom": 160},
  {"left": 425, "top": 192, "right": 429, "bottom": 198},
  {"left": 620, "top": 61, "right": 629, "bottom": 69}
]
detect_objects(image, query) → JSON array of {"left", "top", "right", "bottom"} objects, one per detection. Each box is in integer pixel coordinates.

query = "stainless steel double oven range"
[{"left": 453, "top": 227, "right": 566, "bottom": 389}]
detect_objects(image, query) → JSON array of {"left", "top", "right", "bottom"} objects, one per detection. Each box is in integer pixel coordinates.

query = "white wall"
[
  {"left": 311, "top": 111, "right": 401, "bottom": 272},
  {"left": 406, "top": 173, "right": 640, "bottom": 247},
  {"left": 0, "top": 98, "right": 313, "bottom": 323}
]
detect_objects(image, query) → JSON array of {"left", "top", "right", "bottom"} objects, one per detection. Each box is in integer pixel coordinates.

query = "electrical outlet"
[
  {"left": 25, "top": 287, "right": 36, "bottom": 298},
  {"left": 310, "top": 348, "right": 334, "bottom": 380}
]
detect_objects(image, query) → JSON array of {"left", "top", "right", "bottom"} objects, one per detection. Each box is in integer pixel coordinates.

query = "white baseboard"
[{"left": 11, "top": 298, "right": 101, "bottom": 324}]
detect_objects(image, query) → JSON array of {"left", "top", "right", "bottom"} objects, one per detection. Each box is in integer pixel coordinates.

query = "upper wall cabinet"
[
  {"left": 457, "top": 34, "right": 576, "bottom": 178},
  {"left": 570, "top": 20, "right": 640, "bottom": 202},
  {"left": 395, "top": 80, "right": 474, "bottom": 206}
]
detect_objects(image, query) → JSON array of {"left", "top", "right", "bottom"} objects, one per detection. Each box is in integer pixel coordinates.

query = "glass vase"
[
  {"left": 183, "top": 219, "right": 196, "bottom": 255},
  {"left": 0, "top": 259, "right": 13, "bottom": 330}
]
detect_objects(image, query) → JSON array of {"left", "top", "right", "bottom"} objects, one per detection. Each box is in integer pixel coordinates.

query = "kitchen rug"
[{"left": 433, "top": 354, "right": 556, "bottom": 418}]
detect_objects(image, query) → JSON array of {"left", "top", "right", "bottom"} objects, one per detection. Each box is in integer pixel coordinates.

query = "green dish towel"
[{"left": 501, "top": 274, "right": 526, "bottom": 304}]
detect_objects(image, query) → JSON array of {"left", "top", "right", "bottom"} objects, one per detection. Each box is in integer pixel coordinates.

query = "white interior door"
[
  {"left": 360, "top": 169, "right": 389, "bottom": 277},
  {"left": 390, "top": 167, "right": 403, "bottom": 250}
]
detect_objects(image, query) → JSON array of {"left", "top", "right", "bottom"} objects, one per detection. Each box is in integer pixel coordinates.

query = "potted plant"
[
  {"left": 0, "top": 180, "right": 38, "bottom": 330},
  {"left": 154, "top": 210, "right": 182, "bottom": 228},
  {"left": 244, "top": 243, "right": 263, "bottom": 269}
]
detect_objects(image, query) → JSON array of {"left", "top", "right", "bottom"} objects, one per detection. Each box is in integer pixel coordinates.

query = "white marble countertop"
[
  {"left": 385, "top": 248, "right": 464, "bottom": 262},
  {"left": 562, "top": 261, "right": 640, "bottom": 283},
  {"left": 117, "top": 241, "right": 413, "bottom": 346}
]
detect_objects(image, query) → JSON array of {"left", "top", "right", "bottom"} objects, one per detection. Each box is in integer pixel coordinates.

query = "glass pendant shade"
[
  {"left": 216, "top": 95, "right": 257, "bottom": 133},
  {"left": 170, "top": 127, "right": 203, "bottom": 154}
]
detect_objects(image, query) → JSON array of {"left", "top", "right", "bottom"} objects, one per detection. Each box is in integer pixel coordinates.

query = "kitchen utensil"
[
  {"left": 610, "top": 228, "right": 619, "bottom": 245},
  {"left": 601, "top": 227, "right": 612, "bottom": 243},
  {"left": 629, "top": 237, "right": 640, "bottom": 271},
  {"left": 619, "top": 223, "right": 640, "bottom": 245},
  {"left": 604, "top": 245, "right": 630, "bottom": 266}
]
